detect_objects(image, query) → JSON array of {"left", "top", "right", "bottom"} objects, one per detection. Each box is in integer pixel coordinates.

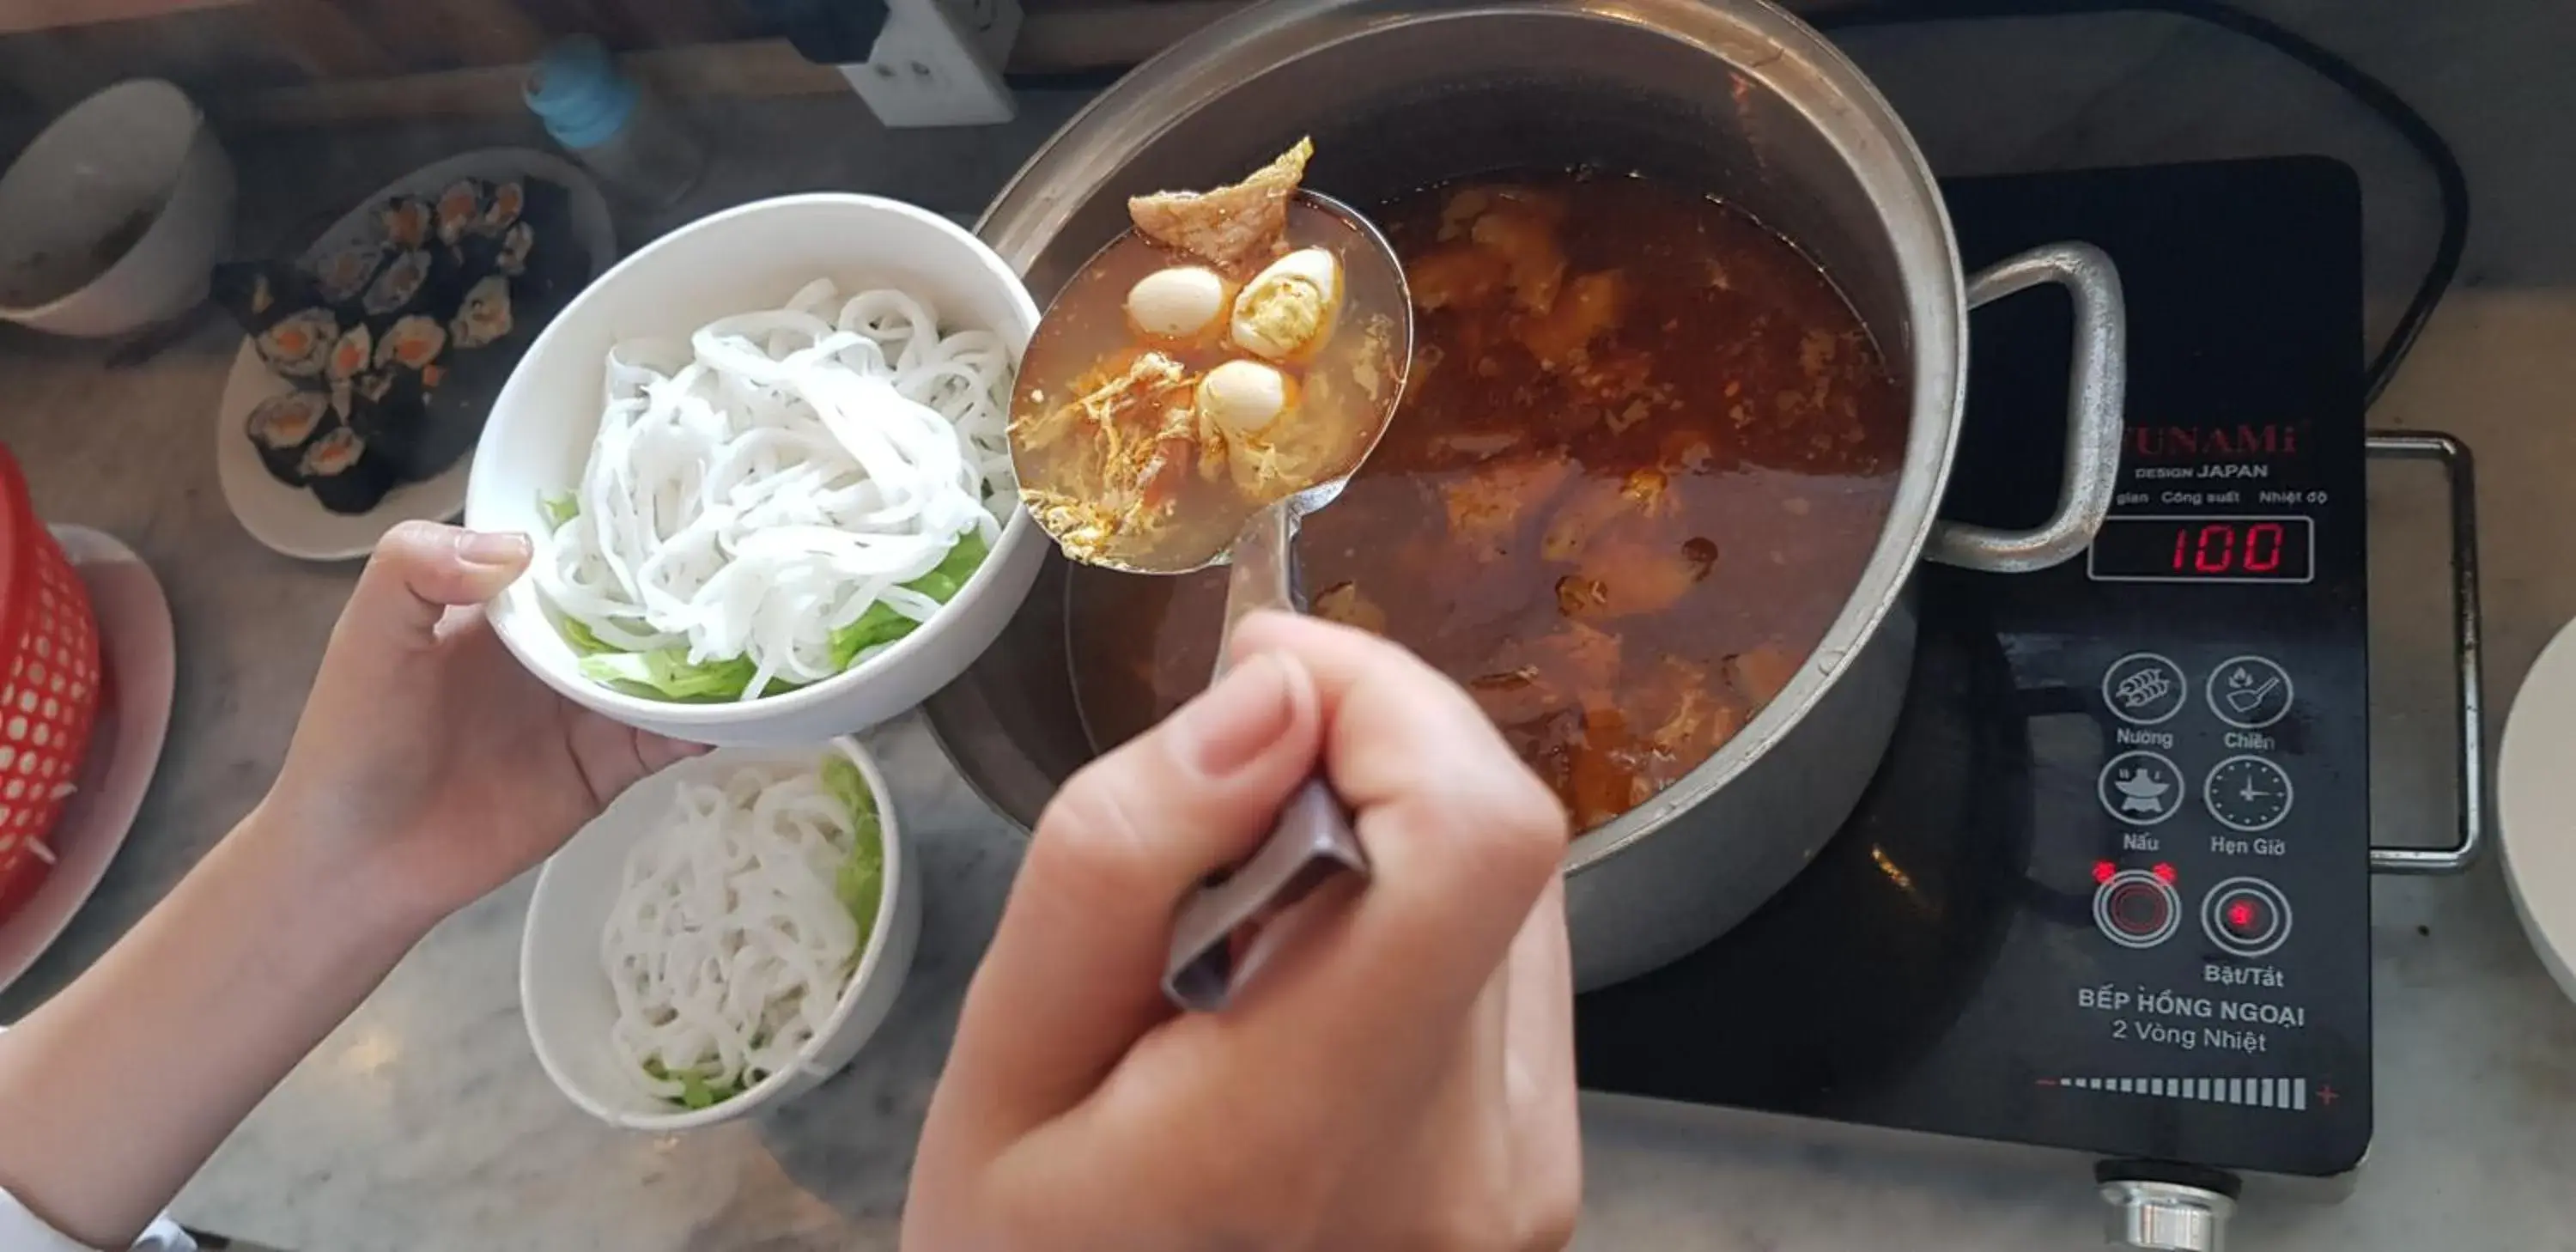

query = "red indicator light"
[
  {"left": 2152, "top": 862, "right": 2178, "bottom": 884},
  {"left": 2093, "top": 860, "right": 2117, "bottom": 884},
  {"left": 2227, "top": 900, "right": 2260, "bottom": 931}
]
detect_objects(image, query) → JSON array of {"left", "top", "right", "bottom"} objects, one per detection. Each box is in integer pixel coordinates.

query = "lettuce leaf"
[
  {"left": 905, "top": 530, "right": 989, "bottom": 603},
  {"left": 828, "top": 602, "right": 915, "bottom": 671},
  {"left": 572, "top": 530, "right": 992, "bottom": 701},
  {"left": 824, "top": 753, "right": 885, "bottom": 943},
  {"left": 825, "top": 532, "right": 992, "bottom": 670},
  {"left": 643, "top": 1057, "right": 742, "bottom": 1110},
  {"left": 580, "top": 649, "right": 769, "bottom": 702},
  {"left": 559, "top": 616, "right": 618, "bottom": 657}
]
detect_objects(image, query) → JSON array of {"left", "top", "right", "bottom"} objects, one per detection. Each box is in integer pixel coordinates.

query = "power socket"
[{"left": 837, "top": 0, "right": 1022, "bottom": 128}]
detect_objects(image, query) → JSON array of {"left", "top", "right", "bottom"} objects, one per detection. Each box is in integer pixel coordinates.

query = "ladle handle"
[{"left": 1163, "top": 502, "right": 1372, "bottom": 1012}]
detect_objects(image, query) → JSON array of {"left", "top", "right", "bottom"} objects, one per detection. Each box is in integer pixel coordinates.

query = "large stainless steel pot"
[{"left": 928, "top": 0, "right": 2128, "bottom": 989}]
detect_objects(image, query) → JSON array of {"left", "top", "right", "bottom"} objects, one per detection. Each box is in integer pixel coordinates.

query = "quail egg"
[
  {"left": 1197, "top": 359, "right": 1296, "bottom": 437},
  {"left": 1230, "top": 246, "right": 1344, "bottom": 360},
  {"left": 1126, "top": 265, "right": 1230, "bottom": 338}
]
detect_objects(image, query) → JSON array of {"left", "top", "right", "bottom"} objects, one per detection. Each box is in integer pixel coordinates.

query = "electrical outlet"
[{"left": 838, "top": 0, "right": 1022, "bottom": 128}]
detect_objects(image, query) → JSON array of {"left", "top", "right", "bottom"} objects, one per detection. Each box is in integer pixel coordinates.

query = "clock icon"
[{"left": 2204, "top": 756, "right": 2293, "bottom": 832}]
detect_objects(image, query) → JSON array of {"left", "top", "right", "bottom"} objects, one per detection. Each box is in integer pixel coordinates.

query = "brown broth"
[
  {"left": 1067, "top": 171, "right": 1907, "bottom": 830},
  {"left": 1012, "top": 198, "right": 1407, "bottom": 572}
]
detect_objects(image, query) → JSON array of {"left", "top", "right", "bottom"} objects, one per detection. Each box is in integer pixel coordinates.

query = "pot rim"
[{"left": 973, "top": 0, "right": 1971, "bottom": 869}]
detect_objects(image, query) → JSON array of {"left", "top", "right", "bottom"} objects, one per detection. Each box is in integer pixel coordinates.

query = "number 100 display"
[{"left": 2087, "top": 516, "right": 2316, "bottom": 584}]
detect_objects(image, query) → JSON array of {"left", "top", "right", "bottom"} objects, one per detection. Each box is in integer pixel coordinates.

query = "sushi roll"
[
  {"left": 324, "top": 322, "right": 374, "bottom": 386},
  {"left": 361, "top": 248, "right": 442, "bottom": 322},
  {"left": 412, "top": 337, "right": 513, "bottom": 481},
  {"left": 345, "top": 368, "right": 450, "bottom": 483},
  {"left": 473, "top": 179, "right": 528, "bottom": 236},
  {"left": 348, "top": 366, "right": 398, "bottom": 409},
  {"left": 495, "top": 222, "right": 537, "bottom": 277},
  {"left": 516, "top": 185, "right": 585, "bottom": 309},
  {"left": 299, "top": 424, "right": 401, "bottom": 514},
  {"left": 452, "top": 221, "right": 514, "bottom": 282},
  {"left": 433, "top": 229, "right": 495, "bottom": 301},
  {"left": 242, "top": 390, "right": 335, "bottom": 486},
  {"left": 449, "top": 274, "right": 514, "bottom": 350},
  {"left": 380, "top": 196, "right": 435, "bottom": 250},
  {"left": 374, "top": 313, "right": 448, "bottom": 375},
  {"left": 211, "top": 262, "right": 324, "bottom": 336},
  {"left": 306, "top": 240, "right": 389, "bottom": 308},
  {"left": 343, "top": 366, "right": 428, "bottom": 474},
  {"left": 256, "top": 306, "right": 342, "bottom": 380},
  {"left": 433, "top": 179, "right": 487, "bottom": 249}
]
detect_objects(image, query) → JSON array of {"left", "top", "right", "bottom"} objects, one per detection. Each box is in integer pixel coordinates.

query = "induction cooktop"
[{"left": 1574, "top": 157, "right": 2373, "bottom": 1234}]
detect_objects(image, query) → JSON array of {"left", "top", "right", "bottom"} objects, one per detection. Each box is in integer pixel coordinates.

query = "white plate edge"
[{"left": 0, "top": 525, "right": 178, "bottom": 1000}]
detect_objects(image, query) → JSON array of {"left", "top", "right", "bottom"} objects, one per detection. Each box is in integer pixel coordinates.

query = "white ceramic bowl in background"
[
  {"left": 520, "top": 738, "right": 921, "bottom": 1131},
  {"left": 0, "top": 79, "right": 235, "bottom": 337},
  {"left": 2499, "top": 615, "right": 2576, "bottom": 1006},
  {"left": 465, "top": 193, "right": 1044, "bottom": 746}
]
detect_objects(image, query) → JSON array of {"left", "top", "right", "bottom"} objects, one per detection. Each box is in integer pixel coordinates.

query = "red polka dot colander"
[{"left": 0, "top": 446, "right": 102, "bottom": 927}]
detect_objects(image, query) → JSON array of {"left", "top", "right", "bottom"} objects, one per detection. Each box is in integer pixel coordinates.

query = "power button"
[
  {"left": 2202, "top": 877, "right": 2293, "bottom": 957},
  {"left": 2093, "top": 869, "right": 2182, "bottom": 949}
]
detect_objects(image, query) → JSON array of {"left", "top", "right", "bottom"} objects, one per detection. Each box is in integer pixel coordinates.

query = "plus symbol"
[{"left": 2315, "top": 1084, "right": 2340, "bottom": 1107}]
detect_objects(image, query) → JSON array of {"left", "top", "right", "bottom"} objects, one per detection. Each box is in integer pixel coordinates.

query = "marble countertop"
[{"left": 5, "top": 3, "right": 2576, "bottom": 1248}]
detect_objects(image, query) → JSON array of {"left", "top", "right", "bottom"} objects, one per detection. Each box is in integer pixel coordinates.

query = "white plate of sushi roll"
[{"left": 214, "top": 148, "right": 616, "bottom": 562}]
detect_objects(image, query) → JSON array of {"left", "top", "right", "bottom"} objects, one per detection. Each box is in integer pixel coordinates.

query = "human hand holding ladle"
[{"left": 1005, "top": 151, "right": 1415, "bottom": 1011}]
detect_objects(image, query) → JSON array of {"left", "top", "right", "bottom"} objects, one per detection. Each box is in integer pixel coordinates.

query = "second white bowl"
[
  {"left": 520, "top": 738, "right": 922, "bottom": 1131},
  {"left": 465, "top": 193, "right": 1044, "bottom": 746}
]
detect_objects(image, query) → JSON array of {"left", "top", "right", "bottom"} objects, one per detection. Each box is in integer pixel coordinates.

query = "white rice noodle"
[
  {"left": 601, "top": 745, "right": 869, "bottom": 1102},
  {"left": 538, "top": 279, "right": 1017, "bottom": 695}
]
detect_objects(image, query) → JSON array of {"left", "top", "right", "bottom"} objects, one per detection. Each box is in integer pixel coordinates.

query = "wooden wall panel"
[
  {"left": 0, "top": 0, "right": 775, "bottom": 112},
  {"left": 0, "top": 0, "right": 1261, "bottom": 126},
  {"left": 0, "top": 0, "right": 246, "bottom": 40}
]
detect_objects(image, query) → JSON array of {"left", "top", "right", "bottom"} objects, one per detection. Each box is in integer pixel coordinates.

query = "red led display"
[{"left": 2087, "top": 516, "right": 2315, "bottom": 583}]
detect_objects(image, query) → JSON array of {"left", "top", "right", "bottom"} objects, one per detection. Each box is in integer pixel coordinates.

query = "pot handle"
[
  {"left": 1929, "top": 243, "right": 2128, "bottom": 573},
  {"left": 2366, "top": 430, "right": 2486, "bottom": 874}
]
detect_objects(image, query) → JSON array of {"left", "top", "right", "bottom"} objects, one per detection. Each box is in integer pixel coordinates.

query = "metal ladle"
[{"left": 1008, "top": 189, "right": 1414, "bottom": 1012}]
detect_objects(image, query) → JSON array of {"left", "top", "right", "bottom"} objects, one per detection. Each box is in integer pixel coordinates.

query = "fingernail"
[
  {"left": 459, "top": 530, "right": 532, "bottom": 566},
  {"left": 1173, "top": 652, "right": 1297, "bottom": 775}
]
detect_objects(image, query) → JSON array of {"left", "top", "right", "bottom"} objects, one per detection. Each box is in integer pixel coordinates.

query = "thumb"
[
  {"left": 946, "top": 649, "right": 1321, "bottom": 1127},
  {"left": 339, "top": 520, "right": 533, "bottom": 650}
]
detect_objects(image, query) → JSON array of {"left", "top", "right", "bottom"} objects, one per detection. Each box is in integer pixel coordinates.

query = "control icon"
[
  {"left": 2093, "top": 868, "right": 2182, "bottom": 948},
  {"left": 2099, "top": 751, "right": 2184, "bottom": 825},
  {"left": 2208, "top": 654, "right": 2293, "bottom": 728},
  {"left": 2102, "top": 652, "right": 2188, "bottom": 726},
  {"left": 2202, "top": 876, "right": 2293, "bottom": 957},
  {"left": 2204, "top": 755, "right": 2293, "bottom": 832}
]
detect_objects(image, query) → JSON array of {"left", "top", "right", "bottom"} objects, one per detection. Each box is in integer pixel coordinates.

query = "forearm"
[{"left": 0, "top": 805, "right": 435, "bottom": 1249}]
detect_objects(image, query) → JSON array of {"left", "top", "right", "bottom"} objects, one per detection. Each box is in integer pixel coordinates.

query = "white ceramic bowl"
[
  {"left": 465, "top": 193, "right": 1044, "bottom": 746},
  {"left": 520, "top": 738, "right": 921, "bottom": 1131},
  {"left": 2500, "top": 614, "right": 2576, "bottom": 1006},
  {"left": 0, "top": 79, "right": 235, "bottom": 337}
]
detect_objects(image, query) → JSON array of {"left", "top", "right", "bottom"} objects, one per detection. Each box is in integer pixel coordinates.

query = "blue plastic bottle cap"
[{"left": 526, "top": 35, "right": 640, "bottom": 151}]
